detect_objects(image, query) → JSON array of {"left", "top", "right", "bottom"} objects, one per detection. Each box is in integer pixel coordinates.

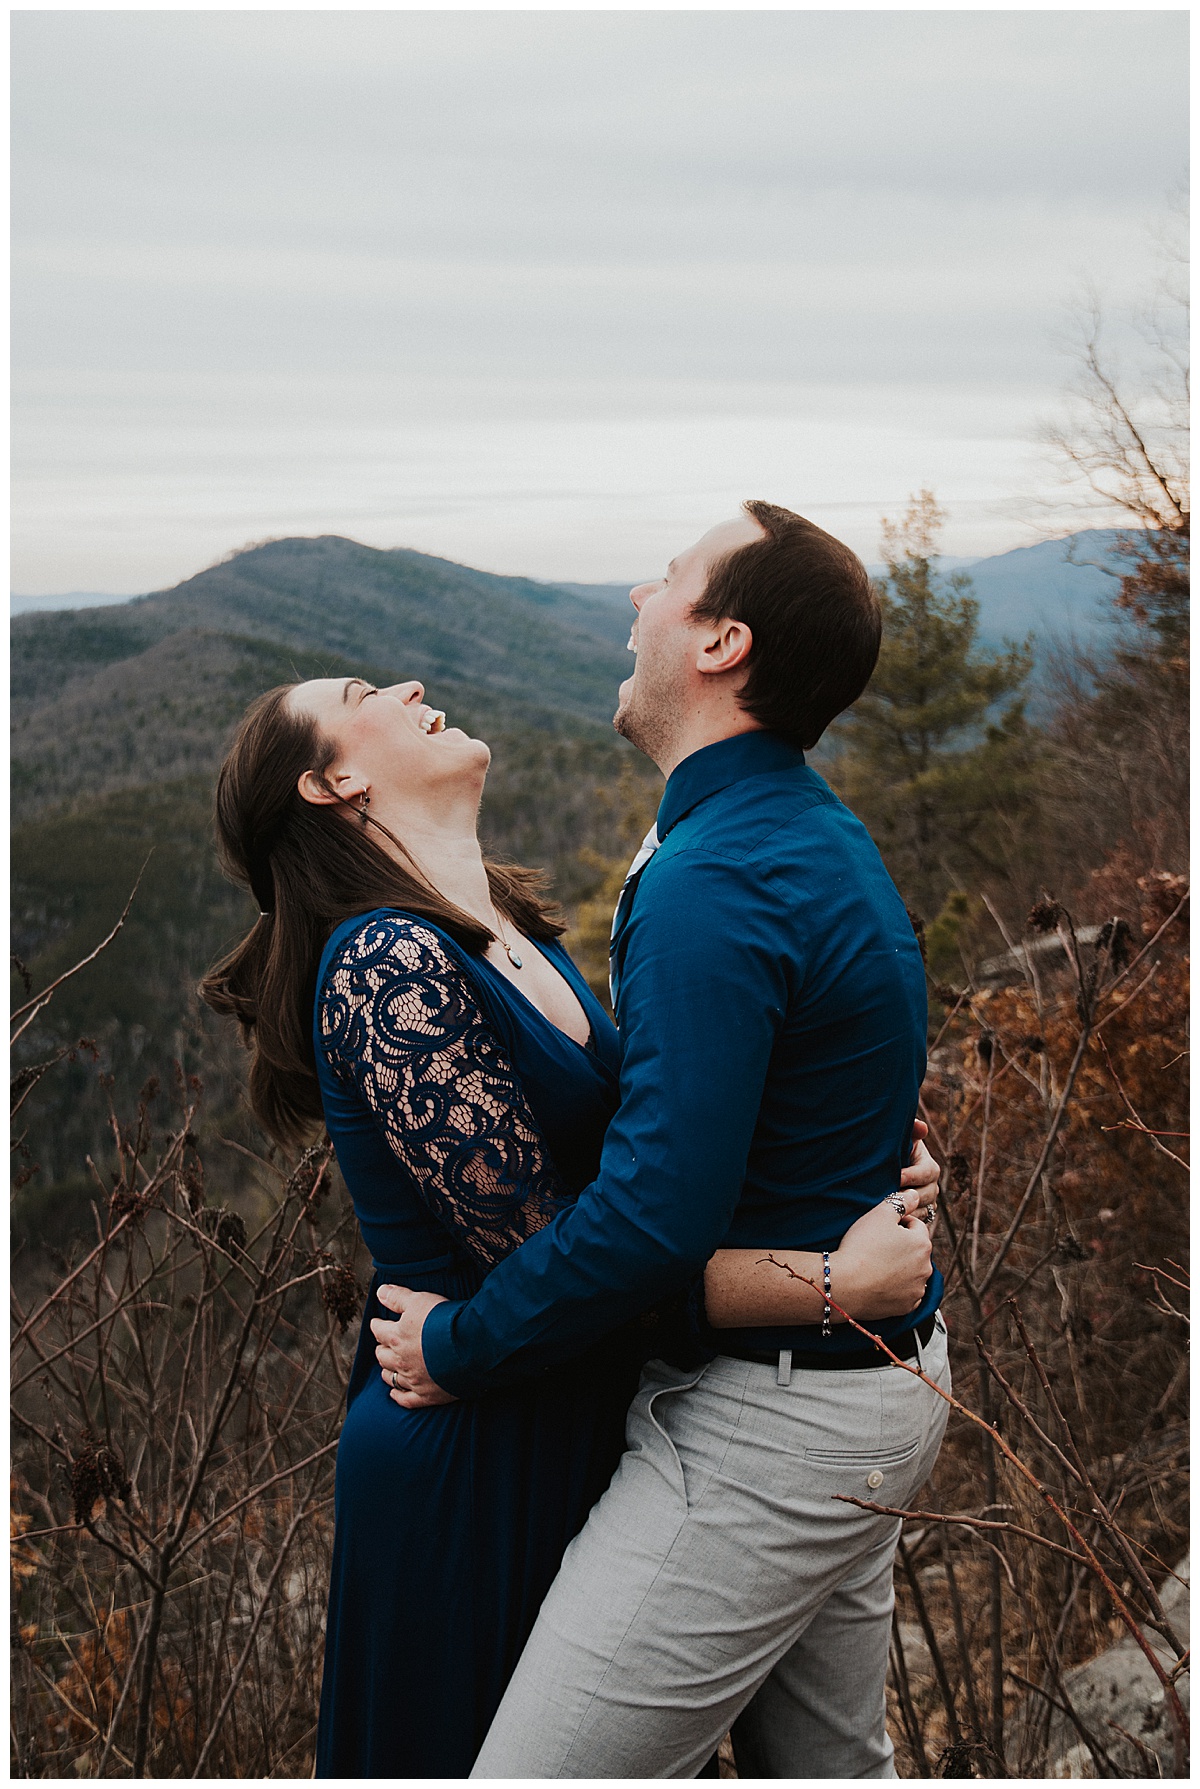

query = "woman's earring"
[{"left": 359, "top": 791, "right": 371, "bottom": 825}]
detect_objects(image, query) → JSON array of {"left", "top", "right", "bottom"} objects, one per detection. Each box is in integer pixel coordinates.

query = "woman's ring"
[
  {"left": 924, "top": 1203, "right": 938, "bottom": 1224},
  {"left": 886, "top": 1191, "right": 907, "bottom": 1215},
  {"left": 390, "top": 1369, "right": 400, "bottom": 1390}
]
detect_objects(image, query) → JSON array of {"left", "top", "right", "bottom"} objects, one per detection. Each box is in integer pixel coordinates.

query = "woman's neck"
[{"left": 371, "top": 790, "right": 496, "bottom": 928}]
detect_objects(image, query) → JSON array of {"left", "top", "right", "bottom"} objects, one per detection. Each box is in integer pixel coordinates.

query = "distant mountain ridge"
[
  {"left": 13, "top": 534, "right": 634, "bottom": 704},
  {"left": 10, "top": 590, "right": 126, "bottom": 615},
  {"left": 14, "top": 527, "right": 1129, "bottom": 648},
  {"left": 949, "top": 530, "right": 1127, "bottom": 648}
]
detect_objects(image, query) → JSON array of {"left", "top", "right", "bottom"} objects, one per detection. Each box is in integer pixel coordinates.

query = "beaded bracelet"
[{"left": 821, "top": 1250, "right": 832, "bottom": 1340}]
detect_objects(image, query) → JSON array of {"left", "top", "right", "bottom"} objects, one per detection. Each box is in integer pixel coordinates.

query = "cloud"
[{"left": 11, "top": 10, "right": 1187, "bottom": 590}]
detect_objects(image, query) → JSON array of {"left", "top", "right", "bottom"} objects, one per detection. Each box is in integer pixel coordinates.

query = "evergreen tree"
[{"left": 827, "top": 491, "right": 1035, "bottom": 926}]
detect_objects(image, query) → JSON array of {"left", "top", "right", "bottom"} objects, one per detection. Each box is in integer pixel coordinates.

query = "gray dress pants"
[{"left": 472, "top": 1319, "right": 950, "bottom": 1779}]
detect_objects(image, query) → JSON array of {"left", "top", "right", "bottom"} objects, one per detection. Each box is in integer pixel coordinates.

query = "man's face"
[{"left": 614, "top": 514, "right": 763, "bottom": 762}]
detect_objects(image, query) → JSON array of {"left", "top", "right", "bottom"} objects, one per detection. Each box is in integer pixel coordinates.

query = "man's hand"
[
  {"left": 371, "top": 1285, "right": 457, "bottom": 1409},
  {"left": 900, "top": 1120, "right": 941, "bottom": 1217}
]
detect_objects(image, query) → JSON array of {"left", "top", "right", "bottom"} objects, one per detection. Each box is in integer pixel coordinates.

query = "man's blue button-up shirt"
[{"left": 422, "top": 729, "right": 940, "bottom": 1396}]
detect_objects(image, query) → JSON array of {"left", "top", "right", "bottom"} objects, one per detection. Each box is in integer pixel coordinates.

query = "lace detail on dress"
[{"left": 319, "top": 915, "right": 571, "bottom": 1270}]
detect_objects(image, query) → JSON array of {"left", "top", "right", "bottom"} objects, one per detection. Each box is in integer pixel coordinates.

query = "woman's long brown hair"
[{"left": 199, "top": 684, "right": 564, "bottom": 1146}]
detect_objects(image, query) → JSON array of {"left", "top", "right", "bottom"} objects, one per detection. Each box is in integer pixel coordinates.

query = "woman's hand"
[
  {"left": 703, "top": 1119, "right": 940, "bottom": 1328},
  {"left": 833, "top": 1191, "right": 933, "bottom": 1319},
  {"left": 371, "top": 1285, "right": 457, "bottom": 1408}
]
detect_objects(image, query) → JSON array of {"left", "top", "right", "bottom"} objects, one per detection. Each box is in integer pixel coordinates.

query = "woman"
[{"left": 201, "top": 675, "right": 938, "bottom": 1779}]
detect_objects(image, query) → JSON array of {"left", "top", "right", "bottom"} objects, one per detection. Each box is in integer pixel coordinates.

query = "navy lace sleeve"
[{"left": 318, "top": 916, "right": 572, "bottom": 1271}]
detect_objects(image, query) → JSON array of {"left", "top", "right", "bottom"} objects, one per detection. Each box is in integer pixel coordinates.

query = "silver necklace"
[{"left": 494, "top": 913, "right": 523, "bottom": 969}]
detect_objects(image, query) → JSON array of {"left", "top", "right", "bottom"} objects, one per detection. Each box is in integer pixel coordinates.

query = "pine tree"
[{"left": 827, "top": 491, "right": 1035, "bottom": 926}]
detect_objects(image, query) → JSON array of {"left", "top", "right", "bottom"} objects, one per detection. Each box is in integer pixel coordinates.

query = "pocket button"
[{"left": 867, "top": 1469, "right": 885, "bottom": 1489}]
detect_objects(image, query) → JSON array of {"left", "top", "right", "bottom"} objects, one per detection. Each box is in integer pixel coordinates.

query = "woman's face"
[{"left": 288, "top": 677, "right": 490, "bottom": 808}]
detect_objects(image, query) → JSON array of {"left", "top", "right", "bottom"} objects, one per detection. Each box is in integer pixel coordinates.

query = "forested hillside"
[{"left": 10, "top": 534, "right": 639, "bottom": 811}]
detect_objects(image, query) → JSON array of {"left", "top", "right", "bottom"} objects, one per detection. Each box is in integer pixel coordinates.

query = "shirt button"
[{"left": 867, "top": 1470, "right": 885, "bottom": 1489}]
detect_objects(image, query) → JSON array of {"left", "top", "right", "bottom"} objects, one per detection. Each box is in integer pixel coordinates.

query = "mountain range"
[
  {"left": 937, "top": 530, "right": 1127, "bottom": 648},
  {"left": 14, "top": 526, "right": 1128, "bottom": 648}
]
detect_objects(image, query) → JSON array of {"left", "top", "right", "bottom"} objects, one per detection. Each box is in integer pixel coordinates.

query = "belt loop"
[{"left": 777, "top": 1349, "right": 793, "bottom": 1387}]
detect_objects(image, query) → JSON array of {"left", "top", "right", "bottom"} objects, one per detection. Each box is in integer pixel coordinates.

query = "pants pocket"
[
  {"left": 640, "top": 1358, "right": 750, "bottom": 1512},
  {"left": 804, "top": 1438, "right": 921, "bottom": 1469},
  {"left": 629, "top": 1360, "right": 713, "bottom": 1508}
]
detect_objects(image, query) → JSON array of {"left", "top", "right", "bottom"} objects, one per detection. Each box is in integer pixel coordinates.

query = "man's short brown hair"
[{"left": 691, "top": 500, "right": 880, "bottom": 750}]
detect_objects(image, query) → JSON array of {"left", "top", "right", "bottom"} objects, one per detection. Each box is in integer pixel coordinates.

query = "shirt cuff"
[{"left": 419, "top": 1298, "right": 479, "bottom": 1399}]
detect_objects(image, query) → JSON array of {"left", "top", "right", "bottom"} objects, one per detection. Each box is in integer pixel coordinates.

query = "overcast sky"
[{"left": 11, "top": 8, "right": 1188, "bottom": 596}]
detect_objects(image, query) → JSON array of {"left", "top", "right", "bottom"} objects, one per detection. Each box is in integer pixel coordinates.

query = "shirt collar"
[{"left": 657, "top": 731, "right": 808, "bottom": 840}]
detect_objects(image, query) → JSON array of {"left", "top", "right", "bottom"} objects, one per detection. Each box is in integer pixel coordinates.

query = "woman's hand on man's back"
[{"left": 834, "top": 1194, "right": 934, "bottom": 1319}]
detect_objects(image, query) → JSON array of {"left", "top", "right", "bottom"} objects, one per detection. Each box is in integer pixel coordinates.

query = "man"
[{"left": 375, "top": 501, "right": 948, "bottom": 1777}]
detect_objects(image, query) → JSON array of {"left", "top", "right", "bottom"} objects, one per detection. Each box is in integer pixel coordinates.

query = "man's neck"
[{"left": 652, "top": 710, "right": 763, "bottom": 781}]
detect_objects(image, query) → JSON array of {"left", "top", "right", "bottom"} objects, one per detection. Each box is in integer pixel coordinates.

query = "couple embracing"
[{"left": 202, "top": 500, "right": 950, "bottom": 1779}]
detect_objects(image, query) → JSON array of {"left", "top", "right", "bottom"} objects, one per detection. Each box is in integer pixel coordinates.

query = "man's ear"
[
  {"left": 297, "top": 768, "right": 363, "bottom": 807},
  {"left": 696, "top": 619, "right": 753, "bottom": 677}
]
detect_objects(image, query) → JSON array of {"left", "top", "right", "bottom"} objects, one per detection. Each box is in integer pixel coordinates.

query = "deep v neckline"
[{"left": 482, "top": 937, "right": 596, "bottom": 1053}]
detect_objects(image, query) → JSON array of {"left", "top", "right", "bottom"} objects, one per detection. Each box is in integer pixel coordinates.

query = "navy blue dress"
[{"left": 312, "top": 909, "right": 644, "bottom": 1779}]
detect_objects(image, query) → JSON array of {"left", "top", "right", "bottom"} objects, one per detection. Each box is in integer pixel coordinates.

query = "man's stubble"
[{"left": 613, "top": 638, "right": 689, "bottom": 772}]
